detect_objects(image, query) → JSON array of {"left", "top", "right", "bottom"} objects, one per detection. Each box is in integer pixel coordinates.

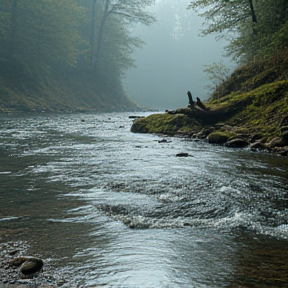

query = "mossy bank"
[{"left": 131, "top": 57, "right": 288, "bottom": 157}]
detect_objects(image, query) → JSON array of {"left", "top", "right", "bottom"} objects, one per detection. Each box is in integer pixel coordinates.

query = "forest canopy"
[{"left": 0, "top": 0, "right": 155, "bottom": 94}]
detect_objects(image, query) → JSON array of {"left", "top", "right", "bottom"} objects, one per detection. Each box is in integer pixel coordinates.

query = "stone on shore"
[
  {"left": 225, "top": 138, "right": 249, "bottom": 148},
  {"left": 19, "top": 258, "right": 43, "bottom": 276},
  {"left": 207, "top": 132, "right": 229, "bottom": 144}
]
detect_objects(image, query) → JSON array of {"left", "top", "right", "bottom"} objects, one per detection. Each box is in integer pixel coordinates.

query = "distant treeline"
[{"left": 0, "top": 0, "right": 155, "bottom": 93}]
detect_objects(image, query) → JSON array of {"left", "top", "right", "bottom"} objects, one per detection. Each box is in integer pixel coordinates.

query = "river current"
[{"left": 1, "top": 112, "right": 288, "bottom": 287}]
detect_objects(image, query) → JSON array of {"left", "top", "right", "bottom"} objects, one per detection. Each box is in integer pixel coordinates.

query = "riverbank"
[
  {"left": 130, "top": 83, "right": 288, "bottom": 157},
  {"left": 131, "top": 51, "right": 288, "bottom": 156},
  {"left": 0, "top": 72, "right": 139, "bottom": 113},
  {"left": 0, "top": 241, "right": 70, "bottom": 288},
  {"left": 130, "top": 111, "right": 288, "bottom": 157}
]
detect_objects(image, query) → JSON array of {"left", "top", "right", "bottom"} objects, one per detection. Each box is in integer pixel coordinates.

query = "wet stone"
[{"left": 19, "top": 258, "right": 43, "bottom": 276}]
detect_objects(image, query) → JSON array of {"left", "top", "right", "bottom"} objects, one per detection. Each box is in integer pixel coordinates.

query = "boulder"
[
  {"left": 207, "top": 132, "right": 229, "bottom": 144},
  {"left": 279, "top": 148, "right": 288, "bottom": 157},
  {"left": 20, "top": 258, "right": 43, "bottom": 276},
  {"left": 281, "top": 130, "right": 288, "bottom": 144},
  {"left": 249, "top": 134, "right": 263, "bottom": 143},
  {"left": 250, "top": 141, "right": 265, "bottom": 150},
  {"left": 194, "top": 128, "right": 214, "bottom": 139},
  {"left": 266, "top": 137, "right": 285, "bottom": 148},
  {"left": 279, "top": 115, "right": 288, "bottom": 127},
  {"left": 10, "top": 256, "right": 43, "bottom": 278},
  {"left": 280, "top": 126, "right": 288, "bottom": 133},
  {"left": 225, "top": 138, "right": 248, "bottom": 148}
]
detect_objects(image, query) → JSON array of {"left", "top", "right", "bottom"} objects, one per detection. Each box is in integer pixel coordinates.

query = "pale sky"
[{"left": 123, "top": 0, "right": 232, "bottom": 110}]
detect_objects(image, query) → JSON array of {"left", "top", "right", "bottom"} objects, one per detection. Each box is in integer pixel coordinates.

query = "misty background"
[{"left": 124, "top": 0, "right": 231, "bottom": 110}]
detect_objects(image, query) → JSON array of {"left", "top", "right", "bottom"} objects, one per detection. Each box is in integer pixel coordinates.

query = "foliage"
[
  {"left": 0, "top": 0, "right": 156, "bottom": 111},
  {"left": 188, "top": 0, "right": 288, "bottom": 63},
  {"left": 89, "top": 0, "right": 155, "bottom": 76},
  {"left": 204, "top": 61, "right": 232, "bottom": 98},
  {"left": 0, "top": 0, "right": 86, "bottom": 82}
]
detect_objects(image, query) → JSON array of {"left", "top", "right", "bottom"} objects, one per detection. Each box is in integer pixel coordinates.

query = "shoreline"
[
  {"left": 130, "top": 112, "right": 288, "bottom": 158},
  {"left": 0, "top": 241, "right": 70, "bottom": 288}
]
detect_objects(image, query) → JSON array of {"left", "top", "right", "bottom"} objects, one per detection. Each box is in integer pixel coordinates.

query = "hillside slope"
[{"left": 0, "top": 72, "right": 139, "bottom": 113}]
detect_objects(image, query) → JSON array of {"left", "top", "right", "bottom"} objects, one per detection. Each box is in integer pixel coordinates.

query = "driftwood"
[
  {"left": 166, "top": 91, "right": 235, "bottom": 125},
  {"left": 187, "top": 91, "right": 194, "bottom": 108},
  {"left": 196, "top": 97, "right": 207, "bottom": 111},
  {"left": 166, "top": 106, "right": 230, "bottom": 125}
]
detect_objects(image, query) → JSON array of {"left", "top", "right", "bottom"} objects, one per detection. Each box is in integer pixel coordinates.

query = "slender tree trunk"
[
  {"left": 94, "top": 0, "right": 109, "bottom": 73},
  {"left": 10, "top": 0, "right": 18, "bottom": 58},
  {"left": 248, "top": 0, "right": 257, "bottom": 23},
  {"left": 90, "top": 0, "right": 97, "bottom": 70}
]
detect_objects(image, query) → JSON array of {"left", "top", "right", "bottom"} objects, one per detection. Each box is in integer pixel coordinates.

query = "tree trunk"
[
  {"left": 94, "top": 0, "right": 109, "bottom": 73},
  {"left": 10, "top": 0, "right": 18, "bottom": 58},
  {"left": 248, "top": 0, "right": 257, "bottom": 23},
  {"left": 90, "top": 0, "right": 97, "bottom": 70}
]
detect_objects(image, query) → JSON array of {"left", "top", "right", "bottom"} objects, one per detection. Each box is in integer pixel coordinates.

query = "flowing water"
[{"left": 1, "top": 112, "right": 288, "bottom": 287}]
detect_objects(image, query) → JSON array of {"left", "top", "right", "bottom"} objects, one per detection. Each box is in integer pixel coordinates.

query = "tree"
[
  {"left": 188, "top": 0, "right": 288, "bottom": 62},
  {"left": 204, "top": 61, "right": 232, "bottom": 99},
  {"left": 0, "top": 0, "right": 86, "bottom": 81},
  {"left": 92, "top": 0, "right": 156, "bottom": 73}
]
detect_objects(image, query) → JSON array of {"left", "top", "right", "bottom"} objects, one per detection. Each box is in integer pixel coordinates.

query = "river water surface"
[{"left": 1, "top": 112, "right": 288, "bottom": 287}]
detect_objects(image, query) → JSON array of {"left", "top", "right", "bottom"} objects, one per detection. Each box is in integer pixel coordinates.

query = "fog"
[{"left": 124, "top": 0, "right": 231, "bottom": 110}]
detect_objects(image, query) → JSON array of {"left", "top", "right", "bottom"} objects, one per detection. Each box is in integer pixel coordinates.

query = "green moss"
[
  {"left": 207, "top": 131, "right": 231, "bottom": 144},
  {"left": 131, "top": 113, "right": 199, "bottom": 135}
]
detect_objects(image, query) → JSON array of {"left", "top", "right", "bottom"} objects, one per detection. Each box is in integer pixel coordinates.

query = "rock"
[
  {"left": 176, "top": 153, "right": 189, "bottom": 157},
  {"left": 158, "top": 138, "right": 171, "bottom": 143},
  {"left": 250, "top": 141, "right": 265, "bottom": 150},
  {"left": 129, "top": 116, "right": 144, "bottom": 119},
  {"left": 280, "top": 126, "right": 288, "bottom": 133},
  {"left": 19, "top": 258, "right": 43, "bottom": 276},
  {"left": 207, "top": 132, "right": 229, "bottom": 144},
  {"left": 279, "top": 115, "right": 288, "bottom": 127},
  {"left": 249, "top": 134, "right": 263, "bottom": 143},
  {"left": 279, "top": 148, "right": 288, "bottom": 157},
  {"left": 225, "top": 138, "right": 248, "bottom": 148},
  {"left": 8, "top": 250, "right": 19, "bottom": 256},
  {"left": 194, "top": 128, "right": 214, "bottom": 139},
  {"left": 281, "top": 130, "right": 288, "bottom": 144},
  {"left": 9, "top": 256, "right": 43, "bottom": 278},
  {"left": 9, "top": 257, "right": 29, "bottom": 267},
  {"left": 266, "top": 137, "right": 285, "bottom": 148}
]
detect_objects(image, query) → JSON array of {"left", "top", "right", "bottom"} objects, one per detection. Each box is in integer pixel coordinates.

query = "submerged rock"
[
  {"left": 176, "top": 152, "right": 189, "bottom": 157},
  {"left": 158, "top": 138, "right": 171, "bottom": 143}
]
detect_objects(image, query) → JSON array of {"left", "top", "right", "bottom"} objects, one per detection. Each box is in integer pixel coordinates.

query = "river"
[{"left": 1, "top": 112, "right": 288, "bottom": 287}]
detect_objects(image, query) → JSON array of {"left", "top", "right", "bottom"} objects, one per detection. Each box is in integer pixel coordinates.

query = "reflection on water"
[{"left": 1, "top": 112, "right": 288, "bottom": 287}]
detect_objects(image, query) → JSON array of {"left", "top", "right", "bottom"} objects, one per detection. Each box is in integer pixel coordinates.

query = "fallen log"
[{"left": 166, "top": 104, "right": 236, "bottom": 125}]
